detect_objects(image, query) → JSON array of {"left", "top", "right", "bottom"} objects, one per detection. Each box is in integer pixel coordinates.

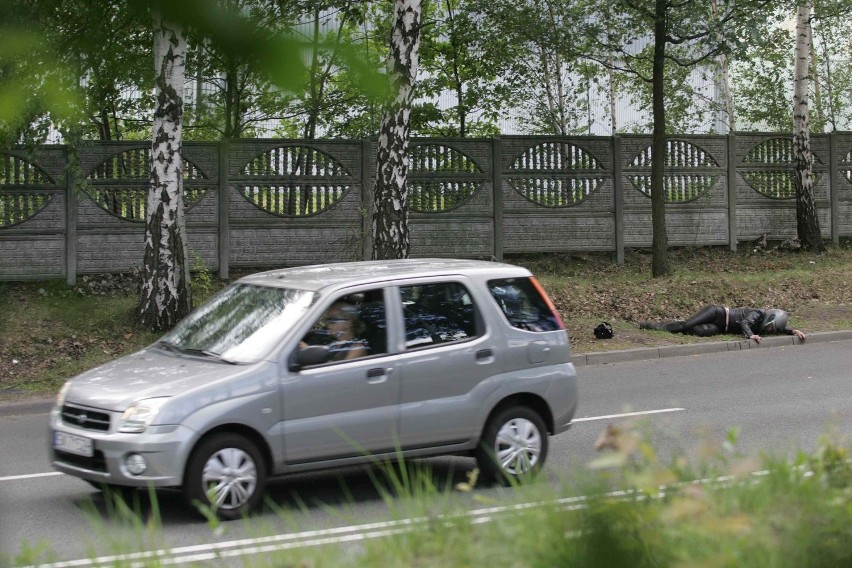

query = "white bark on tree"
[
  {"left": 711, "top": 0, "right": 735, "bottom": 132},
  {"left": 139, "top": 13, "right": 192, "bottom": 330},
  {"left": 372, "top": 0, "right": 422, "bottom": 260},
  {"left": 792, "top": 2, "right": 824, "bottom": 251}
]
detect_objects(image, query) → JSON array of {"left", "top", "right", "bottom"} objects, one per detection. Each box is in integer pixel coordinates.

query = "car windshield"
[{"left": 158, "top": 284, "right": 316, "bottom": 363}]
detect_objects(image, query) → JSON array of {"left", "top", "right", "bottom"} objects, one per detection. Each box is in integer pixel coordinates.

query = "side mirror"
[{"left": 289, "top": 345, "right": 331, "bottom": 372}]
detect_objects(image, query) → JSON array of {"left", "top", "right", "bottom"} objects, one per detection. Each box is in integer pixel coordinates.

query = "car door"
[
  {"left": 393, "top": 279, "right": 498, "bottom": 449},
  {"left": 278, "top": 288, "right": 401, "bottom": 464}
]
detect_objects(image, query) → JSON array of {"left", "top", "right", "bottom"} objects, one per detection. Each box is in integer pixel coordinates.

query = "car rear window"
[{"left": 487, "top": 277, "right": 563, "bottom": 332}]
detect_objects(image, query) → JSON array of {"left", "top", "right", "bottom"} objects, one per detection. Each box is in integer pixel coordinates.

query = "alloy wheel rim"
[
  {"left": 495, "top": 417, "right": 542, "bottom": 475},
  {"left": 202, "top": 447, "right": 258, "bottom": 510}
]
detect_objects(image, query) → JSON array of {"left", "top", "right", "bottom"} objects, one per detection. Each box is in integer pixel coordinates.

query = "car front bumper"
[{"left": 49, "top": 406, "right": 196, "bottom": 487}]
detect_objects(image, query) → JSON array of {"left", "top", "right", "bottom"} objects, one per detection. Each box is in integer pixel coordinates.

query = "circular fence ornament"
[
  {"left": 506, "top": 141, "right": 606, "bottom": 207},
  {"left": 626, "top": 140, "right": 721, "bottom": 203},
  {"left": 85, "top": 148, "right": 211, "bottom": 222},
  {"left": 740, "top": 137, "right": 823, "bottom": 199},
  {"left": 238, "top": 145, "right": 353, "bottom": 217},
  {"left": 408, "top": 144, "right": 485, "bottom": 213},
  {"left": 0, "top": 153, "right": 56, "bottom": 228}
]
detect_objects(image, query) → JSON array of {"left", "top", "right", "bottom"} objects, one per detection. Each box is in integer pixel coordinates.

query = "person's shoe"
[{"left": 639, "top": 321, "right": 666, "bottom": 330}]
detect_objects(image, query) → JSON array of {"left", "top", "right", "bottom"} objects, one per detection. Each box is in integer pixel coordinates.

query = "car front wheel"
[
  {"left": 476, "top": 405, "right": 548, "bottom": 484},
  {"left": 184, "top": 433, "right": 266, "bottom": 520}
]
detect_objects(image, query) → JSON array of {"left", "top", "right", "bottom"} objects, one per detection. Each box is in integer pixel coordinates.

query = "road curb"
[
  {"left": 0, "top": 396, "right": 55, "bottom": 417},
  {"left": 571, "top": 329, "right": 852, "bottom": 367},
  {"left": 2, "top": 331, "right": 851, "bottom": 415}
]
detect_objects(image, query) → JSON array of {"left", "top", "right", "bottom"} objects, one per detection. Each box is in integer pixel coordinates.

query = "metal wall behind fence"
[{"left": 1, "top": 133, "right": 850, "bottom": 284}]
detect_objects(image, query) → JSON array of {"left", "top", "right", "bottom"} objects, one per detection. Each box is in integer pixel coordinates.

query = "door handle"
[
  {"left": 476, "top": 349, "right": 493, "bottom": 361},
  {"left": 366, "top": 367, "right": 388, "bottom": 384}
]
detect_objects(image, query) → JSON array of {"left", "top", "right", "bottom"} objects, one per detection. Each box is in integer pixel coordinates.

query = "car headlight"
[
  {"left": 56, "top": 381, "right": 71, "bottom": 408},
  {"left": 119, "top": 398, "right": 170, "bottom": 433}
]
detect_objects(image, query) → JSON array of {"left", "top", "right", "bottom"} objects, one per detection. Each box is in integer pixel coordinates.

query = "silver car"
[{"left": 50, "top": 259, "right": 578, "bottom": 519}]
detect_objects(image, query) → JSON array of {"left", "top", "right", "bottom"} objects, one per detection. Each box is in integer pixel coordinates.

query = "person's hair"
[{"left": 331, "top": 302, "right": 359, "bottom": 321}]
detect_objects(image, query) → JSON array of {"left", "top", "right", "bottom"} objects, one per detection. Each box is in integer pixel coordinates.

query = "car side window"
[
  {"left": 299, "top": 289, "right": 388, "bottom": 361},
  {"left": 401, "top": 282, "right": 479, "bottom": 349},
  {"left": 487, "top": 277, "right": 562, "bottom": 332}
]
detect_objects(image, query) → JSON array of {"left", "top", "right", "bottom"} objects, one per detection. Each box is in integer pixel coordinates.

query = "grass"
[{"left": 1, "top": 242, "right": 851, "bottom": 401}]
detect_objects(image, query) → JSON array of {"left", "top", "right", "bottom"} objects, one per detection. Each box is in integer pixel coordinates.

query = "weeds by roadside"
[{"left": 4, "top": 423, "right": 849, "bottom": 567}]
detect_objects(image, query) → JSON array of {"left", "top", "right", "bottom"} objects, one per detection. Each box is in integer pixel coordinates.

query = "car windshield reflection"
[{"left": 159, "top": 284, "right": 316, "bottom": 363}]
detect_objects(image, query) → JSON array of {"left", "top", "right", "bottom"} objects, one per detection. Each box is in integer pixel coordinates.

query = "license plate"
[{"left": 54, "top": 431, "right": 94, "bottom": 457}]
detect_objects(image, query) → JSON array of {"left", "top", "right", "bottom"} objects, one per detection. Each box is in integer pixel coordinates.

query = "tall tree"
[
  {"left": 791, "top": 1, "right": 824, "bottom": 251},
  {"left": 809, "top": 0, "right": 852, "bottom": 131},
  {"left": 416, "top": 0, "right": 512, "bottom": 136},
  {"left": 372, "top": 0, "right": 422, "bottom": 260},
  {"left": 138, "top": 11, "right": 192, "bottom": 330},
  {"left": 478, "top": 0, "right": 613, "bottom": 136},
  {"left": 587, "top": 0, "right": 768, "bottom": 276}
]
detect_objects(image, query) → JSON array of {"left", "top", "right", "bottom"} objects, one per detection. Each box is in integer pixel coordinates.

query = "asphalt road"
[{"left": 1, "top": 338, "right": 850, "bottom": 566}]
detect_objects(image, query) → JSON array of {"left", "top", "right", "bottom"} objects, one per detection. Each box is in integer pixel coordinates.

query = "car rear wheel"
[
  {"left": 184, "top": 433, "right": 266, "bottom": 520},
  {"left": 476, "top": 405, "right": 548, "bottom": 484}
]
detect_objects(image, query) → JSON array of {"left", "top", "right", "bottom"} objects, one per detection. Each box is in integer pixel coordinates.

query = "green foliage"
[
  {"left": 415, "top": 0, "right": 516, "bottom": 136},
  {"left": 3, "top": 0, "right": 852, "bottom": 141},
  {"left": 732, "top": 23, "right": 794, "bottom": 131},
  {"left": 0, "top": 1, "right": 83, "bottom": 144},
  {"left": 190, "top": 253, "right": 215, "bottom": 306}
]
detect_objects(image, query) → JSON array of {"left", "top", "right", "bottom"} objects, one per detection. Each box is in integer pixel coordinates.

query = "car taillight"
[{"left": 529, "top": 277, "right": 565, "bottom": 330}]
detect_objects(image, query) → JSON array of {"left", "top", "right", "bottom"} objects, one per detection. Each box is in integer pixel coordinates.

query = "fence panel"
[
  {"left": 0, "top": 147, "right": 67, "bottom": 280},
  {"left": 408, "top": 139, "right": 494, "bottom": 258},
  {"left": 734, "top": 134, "right": 832, "bottom": 242},
  {"left": 835, "top": 133, "right": 852, "bottom": 239},
  {"left": 0, "top": 133, "right": 849, "bottom": 283},
  {"left": 228, "top": 140, "right": 364, "bottom": 267},
  {"left": 501, "top": 137, "right": 615, "bottom": 253},
  {"left": 621, "top": 135, "right": 729, "bottom": 248}
]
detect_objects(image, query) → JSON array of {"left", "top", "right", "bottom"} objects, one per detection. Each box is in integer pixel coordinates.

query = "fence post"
[
  {"left": 491, "top": 136, "right": 503, "bottom": 261},
  {"left": 612, "top": 135, "right": 624, "bottom": 265},
  {"left": 361, "top": 138, "right": 373, "bottom": 261},
  {"left": 65, "top": 145, "right": 77, "bottom": 285},
  {"left": 829, "top": 130, "right": 840, "bottom": 245},
  {"left": 727, "top": 133, "right": 737, "bottom": 251},
  {"left": 218, "top": 139, "right": 229, "bottom": 280}
]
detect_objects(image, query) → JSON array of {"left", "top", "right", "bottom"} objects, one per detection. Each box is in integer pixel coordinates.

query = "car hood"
[{"left": 63, "top": 348, "right": 251, "bottom": 412}]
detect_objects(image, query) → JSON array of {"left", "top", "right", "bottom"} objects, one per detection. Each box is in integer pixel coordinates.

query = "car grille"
[
  {"left": 61, "top": 405, "right": 111, "bottom": 431},
  {"left": 54, "top": 449, "right": 107, "bottom": 472}
]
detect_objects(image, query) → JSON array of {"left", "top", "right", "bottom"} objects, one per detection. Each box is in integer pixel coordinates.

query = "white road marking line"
[
  {"left": 0, "top": 471, "right": 62, "bottom": 482},
  {"left": 571, "top": 408, "right": 685, "bottom": 422},
  {"left": 19, "top": 495, "right": 597, "bottom": 568},
  {"left": 2, "top": 408, "right": 685, "bottom": 483}
]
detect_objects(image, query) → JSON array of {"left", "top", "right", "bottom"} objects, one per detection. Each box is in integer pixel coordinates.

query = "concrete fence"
[{"left": 1, "top": 133, "right": 850, "bottom": 284}]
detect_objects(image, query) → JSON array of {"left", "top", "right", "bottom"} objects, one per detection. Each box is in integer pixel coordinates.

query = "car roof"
[{"left": 236, "top": 258, "right": 531, "bottom": 291}]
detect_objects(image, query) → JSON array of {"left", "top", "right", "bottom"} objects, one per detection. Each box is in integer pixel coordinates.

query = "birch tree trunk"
[
  {"left": 710, "top": 0, "right": 735, "bottom": 131},
  {"left": 792, "top": 3, "right": 825, "bottom": 251},
  {"left": 138, "top": 13, "right": 192, "bottom": 330},
  {"left": 372, "top": 0, "right": 422, "bottom": 260}
]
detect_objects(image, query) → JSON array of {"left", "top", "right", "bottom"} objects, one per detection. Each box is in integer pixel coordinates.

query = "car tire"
[
  {"left": 183, "top": 433, "right": 266, "bottom": 521},
  {"left": 476, "top": 405, "right": 548, "bottom": 485}
]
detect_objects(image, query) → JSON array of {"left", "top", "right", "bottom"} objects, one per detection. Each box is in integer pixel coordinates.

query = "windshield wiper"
[
  {"left": 155, "top": 340, "right": 182, "bottom": 353},
  {"left": 180, "top": 348, "right": 239, "bottom": 365},
  {"left": 155, "top": 341, "right": 238, "bottom": 364}
]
